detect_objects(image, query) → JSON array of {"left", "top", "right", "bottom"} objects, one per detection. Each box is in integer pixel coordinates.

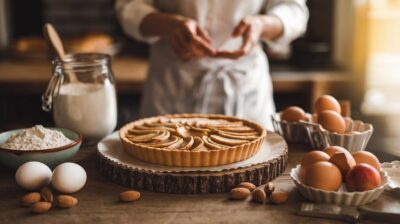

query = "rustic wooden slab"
[{"left": 97, "top": 132, "right": 288, "bottom": 194}]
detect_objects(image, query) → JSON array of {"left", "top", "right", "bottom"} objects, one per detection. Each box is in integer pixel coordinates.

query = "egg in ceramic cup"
[
  {"left": 291, "top": 150, "right": 389, "bottom": 206},
  {"left": 301, "top": 95, "right": 373, "bottom": 152},
  {"left": 271, "top": 106, "right": 311, "bottom": 143}
]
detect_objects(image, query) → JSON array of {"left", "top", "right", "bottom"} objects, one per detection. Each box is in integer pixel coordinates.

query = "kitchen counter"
[
  {"left": 0, "top": 142, "right": 398, "bottom": 224},
  {"left": 0, "top": 57, "right": 348, "bottom": 104}
]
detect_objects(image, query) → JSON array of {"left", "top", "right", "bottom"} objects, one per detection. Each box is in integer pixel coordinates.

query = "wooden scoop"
[{"left": 43, "top": 23, "right": 78, "bottom": 82}]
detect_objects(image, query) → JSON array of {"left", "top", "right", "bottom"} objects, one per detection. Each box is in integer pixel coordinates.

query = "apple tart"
[{"left": 119, "top": 114, "right": 266, "bottom": 167}]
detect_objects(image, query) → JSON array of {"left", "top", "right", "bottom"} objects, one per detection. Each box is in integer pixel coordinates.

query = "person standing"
[{"left": 116, "top": 0, "right": 308, "bottom": 129}]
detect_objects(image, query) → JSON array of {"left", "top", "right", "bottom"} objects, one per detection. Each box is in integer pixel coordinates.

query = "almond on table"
[
  {"left": 237, "top": 182, "right": 256, "bottom": 191},
  {"left": 21, "top": 192, "right": 41, "bottom": 207},
  {"left": 230, "top": 187, "right": 251, "bottom": 200},
  {"left": 264, "top": 182, "right": 275, "bottom": 197},
  {"left": 120, "top": 190, "right": 141, "bottom": 202},
  {"left": 269, "top": 191, "right": 289, "bottom": 204},
  {"left": 40, "top": 187, "right": 53, "bottom": 203},
  {"left": 57, "top": 195, "right": 78, "bottom": 208},
  {"left": 31, "top": 201, "right": 52, "bottom": 214},
  {"left": 252, "top": 189, "right": 266, "bottom": 203}
]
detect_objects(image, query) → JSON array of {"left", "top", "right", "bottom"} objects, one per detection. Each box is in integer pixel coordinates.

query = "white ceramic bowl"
[
  {"left": 290, "top": 165, "right": 389, "bottom": 206},
  {"left": 271, "top": 113, "right": 309, "bottom": 143},
  {"left": 300, "top": 118, "right": 373, "bottom": 152}
]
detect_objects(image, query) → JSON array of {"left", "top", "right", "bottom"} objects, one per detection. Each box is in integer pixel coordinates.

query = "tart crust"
[{"left": 119, "top": 114, "right": 266, "bottom": 167}]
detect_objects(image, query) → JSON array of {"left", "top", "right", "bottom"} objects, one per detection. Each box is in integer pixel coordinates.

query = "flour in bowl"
[{"left": 1, "top": 125, "right": 72, "bottom": 150}]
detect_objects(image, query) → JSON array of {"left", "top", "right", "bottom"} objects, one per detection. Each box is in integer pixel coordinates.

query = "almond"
[
  {"left": 237, "top": 182, "right": 256, "bottom": 191},
  {"left": 264, "top": 182, "right": 275, "bottom": 197},
  {"left": 57, "top": 195, "right": 78, "bottom": 208},
  {"left": 269, "top": 191, "right": 288, "bottom": 204},
  {"left": 31, "top": 202, "right": 51, "bottom": 214},
  {"left": 252, "top": 188, "right": 266, "bottom": 203},
  {"left": 21, "top": 192, "right": 41, "bottom": 207},
  {"left": 230, "top": 187, "right": 250, "bottom": 200},
  {"left": 40, "top": 187, "right": 53, "bottom": 203},
  {"left": 120, "top": 190, "right": 141, "bottom": 202}
]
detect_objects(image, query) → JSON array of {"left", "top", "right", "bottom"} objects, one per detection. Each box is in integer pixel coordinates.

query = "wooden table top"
[{"left": 1, "top": 141, "right": 398, "bottom": 224}]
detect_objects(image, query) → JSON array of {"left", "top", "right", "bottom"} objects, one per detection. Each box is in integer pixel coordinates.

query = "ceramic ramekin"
[
  {"left": 301, "top": 118, "right": 373, "bottom": 152},
  {"left": 290, "top": 165, "right": 389, "bottom": 206},
  {"left": 271, "top": 113, "right": 309, "bottom": 143}
]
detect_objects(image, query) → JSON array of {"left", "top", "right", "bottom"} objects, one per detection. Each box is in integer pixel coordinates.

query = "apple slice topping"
[
  {"left": 128, "top": 128, "right": 157, "bottom": 135},
  {"left": 175, "top": 124, "right": 191, "bottom": 139},
  {"left": 216, "top": 131, "right": 259, "bottom": 140},
  {"left": 151, "top": 131, "right": 170, "bottom": 142},
  {"left": 166, "top": 137, "right": 184, "bottom": 149},
  {"left": 147, "top": 136, "right": 179, "bottom": 148},
  {"left": 191, "top": 137, "right": 206, "bottom": 151},
  {"left": 209, "top": 134, "right": 249, "bottom": 146},
  {"left": 202, "top": 136, "right": 227, "bottom": 150},
  {"left": 126, "top": 132, "right": 160, "bottom": 143},
  {"left": 218, "top": 126, "right": 255, "bottom": 132},
  {"left": 187, "top": 125, "right": 212, "bottom": 133},
  {"left": 125, "top": 117, "right": 262, "bottom": 151},
  {"left": 176, "top": 136, "right": 194, "bottom": 150}
]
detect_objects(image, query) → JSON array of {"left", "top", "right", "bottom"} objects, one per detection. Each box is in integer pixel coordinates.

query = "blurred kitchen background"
[{"left": 0, "top": 0, "right": 399, "bottom": 158}]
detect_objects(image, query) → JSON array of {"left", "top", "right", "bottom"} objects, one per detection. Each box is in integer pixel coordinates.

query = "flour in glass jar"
[{"left": 53, "top": 81, "right": 117, "bottom": 139}]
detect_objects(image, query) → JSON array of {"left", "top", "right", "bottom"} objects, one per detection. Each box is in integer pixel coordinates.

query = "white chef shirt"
[{"left": 115, "top": 0, "right": 308, "bottom": 129}]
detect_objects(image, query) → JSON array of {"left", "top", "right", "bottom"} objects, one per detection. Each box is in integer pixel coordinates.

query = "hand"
[
  {"left": 168, "top": 17, "right": 216, "bottom": 61},
  {"left": 215, "top": 16, "right": 263, "bottom": 60}
]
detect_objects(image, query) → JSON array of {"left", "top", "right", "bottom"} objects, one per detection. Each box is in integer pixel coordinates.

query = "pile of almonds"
[
  {"left": 230, "top": 182, "right": 288, "bottom": 205},
  {"left": 21, "top": 187, "right": 78, "bottom": 214}
]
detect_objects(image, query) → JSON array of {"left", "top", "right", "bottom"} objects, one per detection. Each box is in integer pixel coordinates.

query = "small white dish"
[
  {"left": 300, "top": 118, "right": 373, "bottom": 152},
  {"left": 271, "top": 113, "right": 309, "bottom": 143},
  {"left": 382, "top": 161, "right": 400, "bottom": 194},
  {"left": 290, "top": 165, "right": 389, "bottom": 206}
]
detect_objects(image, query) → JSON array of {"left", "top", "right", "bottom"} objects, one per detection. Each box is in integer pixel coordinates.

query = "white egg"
[
  {"left": 15, "top": 161, "right": 52, "bottom": 190},
  {"left": 52, "top": 162, "right": 87, "bottom": 193}
]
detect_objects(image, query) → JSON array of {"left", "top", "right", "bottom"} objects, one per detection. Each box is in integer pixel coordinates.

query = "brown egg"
[
  {"left": 305, "top": 161, "right": 342, "bottom": 191},
  {"left": 300, "top": 151, "right": 330, "bottom": 180},
  {"left": 314, "top": 95, "right": 341, "bottom": 114},
  {"left": 317, "top": 110, "right": 346, "bottom": 134},
  {"left": 281, "top": 106, "right": 306, "bottom": 123},
  {"left": 329, "top": 152, "right": 356, "bottom": 176},
  {"left": 352, "top": 151, "right": 381, "bottom": 172},
  {"left": 323, "top": 146, "right": 350, "bottom": 157}
]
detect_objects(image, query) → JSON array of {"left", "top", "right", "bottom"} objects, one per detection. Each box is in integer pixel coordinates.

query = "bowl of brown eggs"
[
  {"left": 290, "top": 146, "right": 389, "bottom": 206},
  {"left": 271, "top": 95, "right": 373, "bottom": 151}
]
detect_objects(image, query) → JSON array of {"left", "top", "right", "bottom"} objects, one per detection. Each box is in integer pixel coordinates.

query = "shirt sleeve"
[
  {"left": 264, "top": 0, "right": 309, "bottom": 53},
  {"left": 115, "top": 0, "right": 160, "bottom": 44}
]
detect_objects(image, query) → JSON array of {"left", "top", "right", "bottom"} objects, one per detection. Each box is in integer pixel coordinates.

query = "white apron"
[
  {"left": 141, "top": 41, "right": 275, "bottom": 128},
  {"left": 115, "top": 0, "right": 309, "bottom": 129}
]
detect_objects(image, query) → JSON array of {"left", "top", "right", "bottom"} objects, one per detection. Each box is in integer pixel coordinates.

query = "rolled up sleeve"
[
  {"left": 115, "top": 0, "right": 160, "bottom": 44},
  {"left": 264, "top": 0, "right": 309, "bottom": 53}
]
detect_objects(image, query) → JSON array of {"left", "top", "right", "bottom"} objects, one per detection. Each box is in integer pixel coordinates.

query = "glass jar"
[{"left": 42, "top": 53, "right": 117, "bottom": 140}]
